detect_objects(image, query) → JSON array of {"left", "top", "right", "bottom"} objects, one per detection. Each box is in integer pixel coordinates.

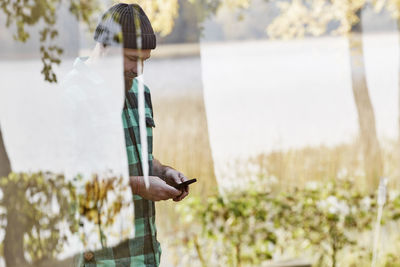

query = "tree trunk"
[
  {"left": 0, "top": 126, "right": 28, "bottom": 266},
  {"left": 0, "top": 127, "right": 11, "bottom": 177},
  {"left": 348, "top": 10, "right": 383, "bottom": 188},
  {"left": 3, "top": 197, "right": 28, "bottom": 267}
]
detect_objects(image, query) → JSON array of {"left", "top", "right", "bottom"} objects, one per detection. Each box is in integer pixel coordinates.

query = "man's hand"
[
  {"left": 130, "top": 176, "right": 182, "bottom": 201},
  {"left": 152, "top": 159, "right": 190, "bottom": 202},
  {"left": 163, "top": 168, "right": 189, "bottom": 202}
]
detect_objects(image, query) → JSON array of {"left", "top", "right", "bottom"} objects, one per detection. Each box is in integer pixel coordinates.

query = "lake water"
[
  {"left": 0, "top": 32, "right": 398, "bottom": 184},
  {"left": 199, "top": 33, "right": 399, "bottom": 188}
]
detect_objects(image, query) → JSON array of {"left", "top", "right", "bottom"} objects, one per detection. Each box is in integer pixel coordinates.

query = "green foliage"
[
  {"left": 1, "top": 0, "right": 254, "bottom": 83},
  {"left": 273, "top": 179, "right": 379, "bottom": 267},
  {"left": 0, "top": 172, "right": 130, "bottom": 263},
  {"left": 385, "top": 253, "right": 400, "bottom": 267},
  {"left": 0, "top": 172, "right": 78, "bottom": 263},
  {"left": 267, "top": 0, "right": 400, "bottom": 39},
  {"left": 69, "top": 0, "right": 101, "bottom": 31},
  {"left": 78, "top": 175, "right": 129, "bottom": 249},
  {"left": 188, "top": 0, "right": 222, "bottom": 22},
  {"left": 0, "top": 0, "right": 100, "bottom": 83},
  {"left": 176, "top": 178, "right": 400, "bottom": 267},
  {"left": 177, "top": 191, "right": 277, "bottom": 266}
]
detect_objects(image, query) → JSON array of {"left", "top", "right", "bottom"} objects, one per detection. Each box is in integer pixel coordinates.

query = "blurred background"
[{"left": 1, "top": 0, "right": 400, "bottom": 266}]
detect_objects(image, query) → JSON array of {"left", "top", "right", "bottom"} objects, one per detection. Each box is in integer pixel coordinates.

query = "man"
[{"left": 79, "top": 3, "right": 190, "bottom": 266}]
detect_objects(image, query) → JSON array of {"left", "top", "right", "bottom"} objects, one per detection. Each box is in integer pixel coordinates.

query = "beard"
[
  {"left": 124, "top": 70, "right": 137, "bottom": 92},
  {"left": 124, "top": 78, "right": 133, "bottom": 93}
]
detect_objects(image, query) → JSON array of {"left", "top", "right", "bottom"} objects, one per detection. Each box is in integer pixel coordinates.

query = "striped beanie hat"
[{"left": 94, "top": 3, "right": 156, "bottom": 49}]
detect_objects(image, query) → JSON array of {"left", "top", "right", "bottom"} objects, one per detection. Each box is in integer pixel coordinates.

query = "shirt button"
[{"left": 84, "top": 252, "right": 94, "bottom": 261}]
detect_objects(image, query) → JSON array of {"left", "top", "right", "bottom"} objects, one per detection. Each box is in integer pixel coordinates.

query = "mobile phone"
[{"left": 174, "top": 178, "right": 197, "bottom": 190}]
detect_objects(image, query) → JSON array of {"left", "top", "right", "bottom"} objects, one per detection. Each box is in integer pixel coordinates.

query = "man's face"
[{"left": 123, "top": 48, "right": 151, "bottom": 81}]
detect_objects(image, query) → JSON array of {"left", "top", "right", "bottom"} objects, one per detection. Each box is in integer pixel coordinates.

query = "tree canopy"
[
  {"left": 0, "top": 0, "right": 100, "bottom": 82},
  {"left": 0, "top": 0, "right": 252, "bottom": 82},
  {"left": 267, "top": 0, "right": 400, "bottom": 39},
  {"left": 267, "top": 0, "right": 368, "bottom": 39}
]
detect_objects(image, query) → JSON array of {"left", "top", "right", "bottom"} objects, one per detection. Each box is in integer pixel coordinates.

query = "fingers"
[
  {"left": 180, "top": 188, "right": 189, "bottom": 200},
  {"left": 164, "top": 184, "right": 182, "bottom": 198},
  {"left": 139, "top": 176, "right": 181, "bottom": 201},
  {"left": 153, "top": 185, "right": 180, "bottom": 201},
  {"left": 175, "top": 187, "right": 188, "bottom": 201},
  {"left": 173, "top": 179, "right": 189, "bottom": 202},
  {"left": 173, "top": 189, "right": 185, "bottom": 202},
  {"left": 173, "top": 192, "right": 187, "bottom": 202},
  {"left": 171, "top": 173, "right": 189, "bottom": 202},
  {"left": 180, "top": 174, "right": 189, "bottom": 198},
  {"left": 170, "top": 171, "right": 186, "bottom": 185},
  {"left": 148, "top": 172, "right": 191, "bottom": 202},
  {"left": 178, "top": 172, "right": 188, "bottom": 182}
]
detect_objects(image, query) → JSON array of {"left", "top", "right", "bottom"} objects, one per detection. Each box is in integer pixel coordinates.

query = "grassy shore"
[
  {"left": 152, "top": 92, "right": 218, "bottom": 249},
  {"left": 151, "top": 93, "right": 400, "bottom": 266}
]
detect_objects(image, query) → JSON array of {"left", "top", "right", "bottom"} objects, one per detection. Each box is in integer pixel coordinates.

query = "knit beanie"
[{"left": 94, "top": 3, "right": 156, "bottom": 49}]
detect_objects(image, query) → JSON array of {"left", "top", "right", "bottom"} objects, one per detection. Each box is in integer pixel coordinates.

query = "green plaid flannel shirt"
[{"left": 80, "top": 79, "right": 161, "bottom": 266}]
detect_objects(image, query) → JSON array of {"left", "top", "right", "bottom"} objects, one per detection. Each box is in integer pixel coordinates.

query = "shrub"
[{"left": 176, "top": 178, "right": 400, "bottom": 267}]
